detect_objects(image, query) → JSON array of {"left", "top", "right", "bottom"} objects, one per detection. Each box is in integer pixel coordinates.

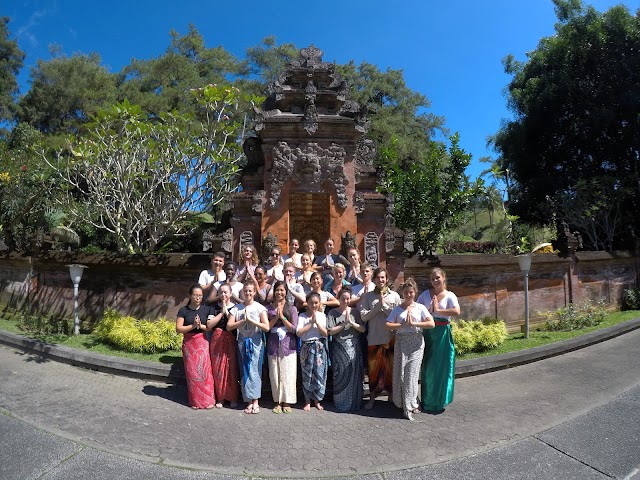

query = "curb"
[
  {"left": 456, "top": 317, "right": 640, "bottom": 377},
  {"left": 0, "top": 331, "right": 184, "bottom": 383},
  {"left": 1, "top": 318, "right": 639, "bottom": 382}
]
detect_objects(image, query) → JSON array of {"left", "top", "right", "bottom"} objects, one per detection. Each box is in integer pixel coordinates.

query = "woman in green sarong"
[{"left": 417, "top": 268, "right": 460, "bottom": 413}]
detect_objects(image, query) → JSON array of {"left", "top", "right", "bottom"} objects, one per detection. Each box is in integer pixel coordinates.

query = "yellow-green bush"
[
  {"left": 94, "top": 308, "right": 182, "bottom": 353},
  {"left": 451, "top": 319, "right": 508, "bottom": 355}
]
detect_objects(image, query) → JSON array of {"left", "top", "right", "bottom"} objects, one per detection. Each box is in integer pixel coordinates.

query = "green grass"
[
  {"left": 1, "top": 308, "right": 638, "bottom": 365},
  {"left": 0, "top": 310, "right": 182, "bottom": 365},
  {"left": 458, "top": 310, "right": 640, "bottom": 360}
]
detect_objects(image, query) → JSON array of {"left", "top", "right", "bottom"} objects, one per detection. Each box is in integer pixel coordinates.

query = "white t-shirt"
[
  {"left": 230, "top": 302, "right": 267, "bottom": 339},
  {"left": 286, "top": 282, "right": 305, "bottom": 305},
  {"left": 296, "top": 311, "right": 327, "bottom": 342},
  {"left": 214, "top": 280, "right": 244, "bottom": 300},
  {"left": 417, "top": 290, "right": 460, "bottom": 321},
  {"left": 267, "top": 264, "right": 284, "bottom": 282},
  {"left": 352, "top": 281, "right": 375, "bottom": 299},
  {"left": 198, "top": 269, "right": 226, "bottom": 286},
  {"left": 386, "top": 302, "right": 432, "bottom": 335}
]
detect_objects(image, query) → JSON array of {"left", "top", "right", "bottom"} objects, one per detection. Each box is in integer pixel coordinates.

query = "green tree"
[
  {"left": 380, "top": 134, "right": 475, "bottom": 255},
  {"left": 0, "top": 17, "right": 25, "bottom": 129},
  {"left": 117, "top": 25, "right": 248, "bottom": 117},
  {"left": 18, "top": 52, "right": 117, "bottom": 135},
  {"left": 41, "top": 85, "right": 258, "bottom": 253},
  {"left": 337, "top": 61, "right": 446, "bottom": 166},
  {"left": 492, "top": 0, "right": 640, "bottom": 250},
  {"left": 0, "top": 123, "right": 59, "bottom": 251}
]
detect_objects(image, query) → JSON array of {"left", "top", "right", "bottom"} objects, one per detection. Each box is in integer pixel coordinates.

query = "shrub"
[
  {"left": 17, "top": 312, "right": 72, "bottom": 336},
  {"left": 442, "top": 241, "right": 498, "bottom": 254},
  {"left": 542, "top": 300, "right": 606, "bottom": 331},
  {"left": 622, "top": 288, "right": 640, "bottom": 311},
  {"left": 94, "top": 308, "right": 181, "bottom": 353},
  {"left": 452, "top": 319, "right": 508, "bottom": 355}
]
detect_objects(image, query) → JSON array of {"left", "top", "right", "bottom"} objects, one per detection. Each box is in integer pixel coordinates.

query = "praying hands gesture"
[
  {"left": 405, "top": 306, "right": 415, "bottom": 327},
  {"left": 430, "top": 295, "right": 441, "bottom": 315}
]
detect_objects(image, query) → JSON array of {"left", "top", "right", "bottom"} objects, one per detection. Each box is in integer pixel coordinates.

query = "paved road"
[{"left": 1, "top": 329, "right": 639, "bottom": 479}]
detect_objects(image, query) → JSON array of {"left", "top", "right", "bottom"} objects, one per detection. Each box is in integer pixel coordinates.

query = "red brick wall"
[{"left": 1, "top": 251, "right": 637, "bottom": 330}]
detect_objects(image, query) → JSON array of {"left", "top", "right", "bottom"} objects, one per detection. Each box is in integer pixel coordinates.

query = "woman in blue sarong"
[
  {"left": 417, "top": 268, "right": 460, "bottom": 414},
  {"left": 297, "top": 291, "right": 329, "bottom": 411},
  {"left": 227, "top": 281, "right": 269, "bottom": 414}
]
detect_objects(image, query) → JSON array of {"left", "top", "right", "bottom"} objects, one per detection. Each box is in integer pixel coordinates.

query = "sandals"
[
  {"left": 244, "top": 405, "right": 254, "bottom": 414},
  {"left": 272, "top": 405, "right": 282, "bottom": 414},
  {"left": 282, "top": 406, "right": 292, "bottom": 414},
  {"left": 252, "top": 406, "right": 260, "bottom": 414},
  {"left": 215, "top": 403, "right": 223, "bottom": 409}
]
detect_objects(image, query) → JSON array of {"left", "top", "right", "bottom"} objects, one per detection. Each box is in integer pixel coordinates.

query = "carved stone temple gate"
[{"left": 231, "top": 46, "right": 399, "bottom": 267}]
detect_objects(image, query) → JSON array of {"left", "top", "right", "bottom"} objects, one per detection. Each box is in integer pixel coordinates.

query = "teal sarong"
[{"left": 420, "top": 320, "right": 455, "bottom": 412}]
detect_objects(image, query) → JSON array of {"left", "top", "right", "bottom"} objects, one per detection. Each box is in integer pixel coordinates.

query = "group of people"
[{"left": 176, "top": 238, "right": 460, "bottom": 421}]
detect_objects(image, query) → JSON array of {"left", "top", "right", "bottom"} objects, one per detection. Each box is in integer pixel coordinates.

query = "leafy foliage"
[
  {"left": 93, "top": 308, "right": 181, "bottom": 353},
  {"left": 622, "top": 288, "right": 640, "bottom": 311},
  {"left": 452, "top": 319, "right": 508, "bottom": 355},
  {"left": 17, "top": 311, "right": 72, "bottom": 336},
  {"left": 0, "top": 17, "right": 25, "bottom": 128},
  {"left": 117, "top": 24, "right": 249, "bottom": 118},
  {"left": 492, "top": 1, "right": 640, "bottom": 250},
  {"left": 42, "top": 85, "right": 259, "bottom": 253},
  {"left": 542, "top": 300, "right": 606, "bottom": 331},
  {"left": 18, "top": 52, "right": 117, "bottom": 136},
  {"left": 0, "top": 123, "right": 61, "bottom": 251},
  {"left": 380, "top": 134, "right": 476, "bottom": 255},
  {"left": 442, "top": 241, "right": 498, "bottom": 254}
]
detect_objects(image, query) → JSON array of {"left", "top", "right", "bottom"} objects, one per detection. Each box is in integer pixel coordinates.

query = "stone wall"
[
  {"left": 404, "top": 251, "right": 638, "bottom": 329},
  {"left": 1, "top": 251, "right": 637, "bottom": 330}
]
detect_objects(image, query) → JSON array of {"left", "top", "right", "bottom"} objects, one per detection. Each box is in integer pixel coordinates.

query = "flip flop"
[
  {"left": 272, "top": 405, "right": 282, "bottom": 414},
  {"left": 283, "top": 406, "right": 292, "bottom": 414},
  {"left": 252, "top": 406, "right": 260, "bottom": 414},
  {"left": 205, "top": 404, "right": 214, "bottom": 410},
  {"left": 215, "top": 403, "right": 223, "bottom": 409},
  {"left": 243, "top": 405, "right": 254, "bottom": 414}
]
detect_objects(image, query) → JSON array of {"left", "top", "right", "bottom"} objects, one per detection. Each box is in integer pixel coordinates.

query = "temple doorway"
[{"left": 289, "top": 192, "right": 330, "bottom": 249}]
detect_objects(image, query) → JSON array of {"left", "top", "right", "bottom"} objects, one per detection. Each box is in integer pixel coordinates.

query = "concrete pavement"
[{"left": 0, "top": 327, "right": 639, "bottom": 479}]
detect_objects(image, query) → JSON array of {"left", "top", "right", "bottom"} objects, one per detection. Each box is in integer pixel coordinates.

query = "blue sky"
[{"left": 6, "top": 0, "right": 639, "bottom": 180}]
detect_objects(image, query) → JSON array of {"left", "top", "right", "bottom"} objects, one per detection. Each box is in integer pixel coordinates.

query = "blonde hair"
[
  {"left": 402, "top": 277, "right": 418, "bottom": 294},
  {"left": 430, "top": 268, "right": 447, "bottom": 289},
  {"left": 332, "top": 262, "right": 346, "bottom": 274},
  {"left": 304, "top": 239, "right": 317, "bottom": 252},
  {"left": 240, "top": 244, "right": 260, "bottom": 266}
]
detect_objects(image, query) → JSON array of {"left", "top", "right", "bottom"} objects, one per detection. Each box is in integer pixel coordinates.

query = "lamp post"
[
  {"left": 67, "top": 264, "right": 87, "bottom": 335},
  {"left": 516, "top": 254, "right": 532, "bottom": 338}
]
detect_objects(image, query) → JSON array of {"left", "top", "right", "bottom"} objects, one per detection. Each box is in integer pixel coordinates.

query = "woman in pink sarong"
[
  {"left": 206, "top": 283, "right": 239, "bottom": 408},
  {"left": 176, "top": 285, "right": 215, "bottom": 409}
]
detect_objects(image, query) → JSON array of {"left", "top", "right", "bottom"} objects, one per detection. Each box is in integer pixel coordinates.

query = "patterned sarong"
[
  {"left": 238, "top": 332, "right": 264, "bottom": 402},
  {"left": 367, "top": 337, "right": 395, "bottom": 395},
  {"left": 209, "top": 328, "right": 239, "bottom": 403},
  {"left": 331, "top": 336, "right": 363, "bottom": 412},
  {"left": 393, "top": 333, "right": 424, "bottom": 413},
  {"left": 182, "top": 331, "right": 214, "bottom": 408},
  {"left": 300, "top": 339, "right": 328, "bottom": 402}
]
